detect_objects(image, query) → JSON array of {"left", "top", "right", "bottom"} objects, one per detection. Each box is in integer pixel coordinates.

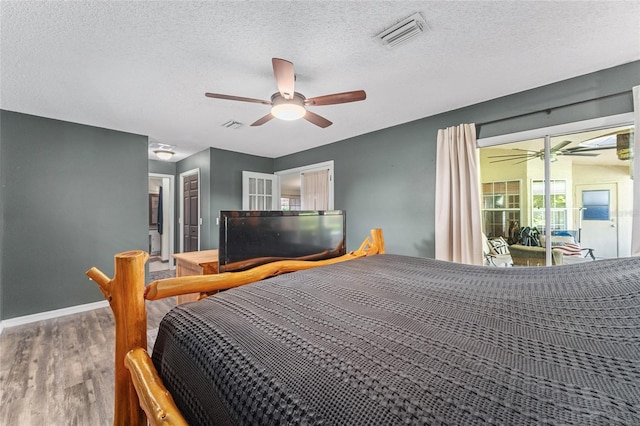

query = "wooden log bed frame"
[{"left": 87, "top": 229, "right": 386, "bottom": 426}]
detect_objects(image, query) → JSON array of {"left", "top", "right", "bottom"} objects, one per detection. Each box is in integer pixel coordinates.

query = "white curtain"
[
  {"left": 631, "top": 85, "right": 640, "bottom": 256},
  {"left": 435, "top": 123, "right": 483, "bottom": 265},
  {"left": 301, "top": 169, "right": 329, "bottom": 210}
]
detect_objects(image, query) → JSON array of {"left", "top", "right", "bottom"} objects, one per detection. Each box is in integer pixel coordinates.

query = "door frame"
[
  {"left": 149, "top": 173, "right": 176, "bottom": 269},
  {"left": 477, "top": 113, "right": 634, "bottom": 148},
  {"left": 179, "top": 168, "right": 201, "bottom": 252},
  {"left": 275, "top": 160, "right": 335, "bottom": 210}
]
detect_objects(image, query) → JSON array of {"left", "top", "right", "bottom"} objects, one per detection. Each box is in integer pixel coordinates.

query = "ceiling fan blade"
[
  {"left": 489, "top": 155, "right": 537, "bottom": 163},
  {"left": 551, "top": 140, "right": 572, "bottom": 151},
  {"left": 303, "top": 110, "right": 332, "bottom": 128},
  {"left": 512, "top": 148, "right": 542, "bottom": 154},
  {"left": 562, "top": 153, "right": 600, "bottom": 157},
  {"left": 513, "top": 157, "right": 537, "bottom": 165},
  {"left": 250, "top": 113, "right": 275, "bottom": 127},
  {"left": 488, "top": 153, "right": 539, "bottom": 158},
  {"left": 305, "top": 90, "right": 367, "bottom": 106},
  {"left": 565, "top": 146, "right": 615, "bottom": 153},
  {"left": 205, "top": 93, "right": 271, "bottom": 105},
  {"left": 581, "top": 129, "right": 632, "bottom": 142},
  {"left": 272, "top": 58, "right": 295, "bottom": 100}
]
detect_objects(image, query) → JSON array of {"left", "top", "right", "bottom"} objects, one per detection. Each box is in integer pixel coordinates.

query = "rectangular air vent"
[
  {"left": 376, "top": 13, "right": 427, "bottom": 48},
  {"left": 221, "top": 120, "right": 242, "bottom": 129}
]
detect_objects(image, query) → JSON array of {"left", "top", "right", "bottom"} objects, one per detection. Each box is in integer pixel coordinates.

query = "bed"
[{"left": 88, "top": 229, "right": 640, "bottom": 425}]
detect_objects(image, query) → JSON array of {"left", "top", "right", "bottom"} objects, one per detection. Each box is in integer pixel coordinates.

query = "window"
[
  {"left": 582, "top": 190, "right": 610, "bottom": 220},
  {"left": 280, "top": 197, "right": 301, "bottom": 211},
  {"left": 532, "top": 180, "right": 567, "bottom": 230},
  {"left": 482, "top": 181, "right": 520, "bottom": 237}
]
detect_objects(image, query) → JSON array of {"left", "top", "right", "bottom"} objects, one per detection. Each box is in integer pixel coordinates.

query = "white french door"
[{"left": 242, "top": 171, "right": 280, "bottom": 210}]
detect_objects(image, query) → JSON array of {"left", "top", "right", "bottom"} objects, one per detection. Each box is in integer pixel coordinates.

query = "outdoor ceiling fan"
[
  {"left": 205, "top": 58, "right": 366, "bottom": 128},
  {"left": 488, "top": 140, "right": 614, "bottom": 164}
]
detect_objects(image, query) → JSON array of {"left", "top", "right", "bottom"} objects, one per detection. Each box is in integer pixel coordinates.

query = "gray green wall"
[
  {"left": 175, "top": 147, "right": 273, "bottom": 250},
  {"left": 209, "top": 148, "right": 273, "bottom": 248},
  {"left": 149, "top": 159, "right": 176, "bottom": 176},
  {"left": 276, "top": 119, "right": 433, "bottom": 256},
  {"left": 275, "top": 61, "right": 640, "bottom": 256},
  {"left": 0, "top": 111, "right": 149, "bottom": 319},
  {"left": 176, "top": 149, "right": 212, "bottom": 249}
]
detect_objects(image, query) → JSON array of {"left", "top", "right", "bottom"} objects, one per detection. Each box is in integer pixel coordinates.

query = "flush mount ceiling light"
[
  {"left": 376, "top": 12, "right": 427, "bottom": 48},
  {"left": 150, "top": 142, "right": 176, "bottom": 161},
  {"left": 154, "top": 150, "right": 174, "bottom": 160}
]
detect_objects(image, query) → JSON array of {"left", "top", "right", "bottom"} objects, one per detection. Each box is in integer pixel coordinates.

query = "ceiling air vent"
[
  {"left": 221, "top": 120, "right": 242, "bottom": 129},
  {"left": 376, "top": 13, "right": 427, "bottom": 48}
]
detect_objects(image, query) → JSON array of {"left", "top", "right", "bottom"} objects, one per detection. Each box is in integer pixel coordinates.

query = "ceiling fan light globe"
[
  {"left": 270, "top": 92, "right": 306, "bottom": 120},
  {"left": 271, "top": 103, "right": 306, "bottom": 120}
]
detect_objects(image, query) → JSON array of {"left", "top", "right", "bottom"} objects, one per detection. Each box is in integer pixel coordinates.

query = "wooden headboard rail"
[{"left": 87, "top": 228, "right": 385, "bottom": 426}]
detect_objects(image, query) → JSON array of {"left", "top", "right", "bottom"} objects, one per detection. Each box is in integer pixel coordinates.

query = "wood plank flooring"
[{"left": 0, "top": 294, "right": 174, "bottom": 425}]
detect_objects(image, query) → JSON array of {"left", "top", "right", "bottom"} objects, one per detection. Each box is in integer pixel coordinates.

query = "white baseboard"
[{"left": 0, "top": 300, "right": 110, "bottom": 333}]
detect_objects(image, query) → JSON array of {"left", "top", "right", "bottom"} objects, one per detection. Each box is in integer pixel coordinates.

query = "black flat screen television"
[{"left": 218, "top": 210, "right": 346, "bottom": 273}]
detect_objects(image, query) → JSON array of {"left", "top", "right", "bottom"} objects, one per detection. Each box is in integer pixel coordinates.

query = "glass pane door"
[
  {"left": 480, "top": 124, "right": 634, "bottom": 266},
  {"left": 242, "top": 171, "right": 279, "bottom": 210}
]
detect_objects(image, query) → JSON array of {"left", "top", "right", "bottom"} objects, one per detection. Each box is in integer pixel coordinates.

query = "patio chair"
[
  {"left": 482, "top": 234, "right": 512, "bottom": 267},
  {"left": 540, "top": 231, "right": 595, "bottom": 262}
]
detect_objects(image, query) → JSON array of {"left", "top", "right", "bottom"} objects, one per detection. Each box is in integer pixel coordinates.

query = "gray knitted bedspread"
[{"left": 151, "top": 254, "right": 640, "bottom": 425}]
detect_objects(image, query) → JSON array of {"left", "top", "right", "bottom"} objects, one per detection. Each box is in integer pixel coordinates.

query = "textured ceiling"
[{"left": 2, "top": 1, "right": 639, "bottom": 161}]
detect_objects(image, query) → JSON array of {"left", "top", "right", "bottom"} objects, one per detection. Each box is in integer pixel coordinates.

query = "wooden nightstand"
[{"left": 172, "top": 249, "right": 219, "bottom": 304}]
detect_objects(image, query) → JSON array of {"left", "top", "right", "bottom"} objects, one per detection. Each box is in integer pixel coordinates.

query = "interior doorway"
[
  {"left": 148, "top": 173, "right": 175, "bottom": 271},
  {"left": 242, "top": 161, "right": 335, "bottom": 211},
  {"left": 276, "top": 160, "right": 334, "bottom": 210}
]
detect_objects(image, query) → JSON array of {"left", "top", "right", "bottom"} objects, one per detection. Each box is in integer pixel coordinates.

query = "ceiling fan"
[
  {"left": 488, "top": 140, "right": 613, "bottom": 164},
  {"left": 205, "top": 58, "right": 366, "bottom": 128}
]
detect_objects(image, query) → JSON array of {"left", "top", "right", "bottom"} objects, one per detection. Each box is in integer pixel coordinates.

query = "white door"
[
  {"left": 575, "top": 183, "right": 618, "bottom": 259},
  {"left": 242, "top": 171, "right": 280, "bottom": 210}
]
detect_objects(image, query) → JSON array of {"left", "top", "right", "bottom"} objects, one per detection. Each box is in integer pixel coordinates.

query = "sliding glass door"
[{"left": 480, "top": 124, "right": 634, "bottom": 266}]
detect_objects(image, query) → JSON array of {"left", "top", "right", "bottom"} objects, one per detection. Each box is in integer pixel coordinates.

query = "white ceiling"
[{"left": 2, "top": 1, "right": 639, "bottom": 162}]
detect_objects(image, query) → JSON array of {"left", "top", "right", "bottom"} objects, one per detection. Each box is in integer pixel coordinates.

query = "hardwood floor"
[{"left": 0, "top": 297, "right": 174, "bottom": 425}]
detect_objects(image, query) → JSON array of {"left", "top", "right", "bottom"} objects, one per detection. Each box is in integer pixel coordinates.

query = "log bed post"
[{"left": 87, "top": 250, "right": 149, "bottom": 426}]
